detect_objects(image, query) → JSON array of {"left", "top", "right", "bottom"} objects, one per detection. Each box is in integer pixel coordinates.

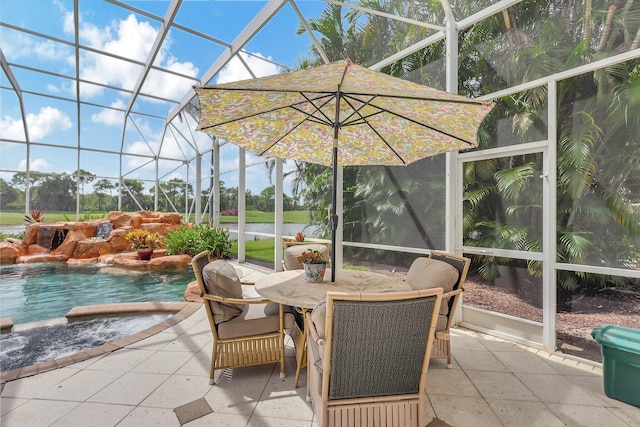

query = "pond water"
[
  {"left": 0, "top": 263, "right": 193, "bottom": 326},
  {"left": 230, "top": 223, "right": 322, "bottom": 240},
  {"left": 0, "top": 225, "right": 25, "bottom": 235}
]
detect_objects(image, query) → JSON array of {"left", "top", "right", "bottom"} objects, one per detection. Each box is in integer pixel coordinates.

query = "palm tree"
[
  {"left": 456, "top": 1, "right": 640, "bottom": 299},
  {"left": 94, "top": 179, "right": 115, "bottom": 211},
  {"left": 295, "top": 0, "right": 640, "bottom": 296}
]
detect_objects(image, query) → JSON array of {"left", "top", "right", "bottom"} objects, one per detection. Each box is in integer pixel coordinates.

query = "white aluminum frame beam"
[
  {"left": 1, "top": 48, "right": 31, "bottom": 214},
  {"left": 166, "top": 0, "right": 289, "bottom": 124}
]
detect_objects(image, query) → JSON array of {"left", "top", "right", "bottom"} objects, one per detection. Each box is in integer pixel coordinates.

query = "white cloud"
[
  {"left": 58, "top": 12, "right": 198, "bottom": 101},
  {"left": 216, "top": 52, "right": 282, "bottom": 84},
  {"left": 125, "top": 139, "right": 159, "bottom": 162},
  {"left": 0, "top": 115, "right": 26, "bottom": 141},
  {"left": 125, "top": 134, "right": 192, "bottom": 174},
  {"left": 91, "top": 100, "right": 126, "bottom": 126},
  {"left": 164, "top": 171, "right": 185, "bottom": 182},
  {"left": 0, "top": 31, "right": 71, "bottom": 61},
  {"left": 17, "top": 158, "right": 53, "bottom": 172},
  {"left": 0, "top": 107, "right": 71, "bottom": 141},
  {"left": 27, "top": 107, "right": 73, "bottom": 140},
  {"left": 210, "top": 53, "right": 288, "bottom": 193}
]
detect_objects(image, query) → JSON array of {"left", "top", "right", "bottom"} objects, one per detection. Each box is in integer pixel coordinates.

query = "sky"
[{"left": 0, "top": 0, "right": 327, "bottom": 198}]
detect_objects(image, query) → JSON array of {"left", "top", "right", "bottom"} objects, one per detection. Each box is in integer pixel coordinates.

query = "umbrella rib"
[
  {"left": 350, "top": 92, "right": 486, "bottom": 105},
  {"left": 339, "top": 95, "right": 384, "bottom": 127},
  {"left": 340, "top": 95, "right": 408, "bottom": 164},
  {"left": 197, "top": 94, "right": 334, "bottom": 131},
  {"left": 340, "top": 93, "right": 477, "bottom": 146},
  {"left": 293, "top": 92, "right": 337, "bottom": 126},
  {"left": 258, "top": 118, "right": 309, "bottom": 156},
  {"left": 258, "top": 93, "right": 338, "bottom": 156},
  {"left": 204, "top": 86, "right": 485, "bottom": 107},
  {"left": 386, "top": 108, "right": 476, "bottom": 146},
  {"left": 211, "top": 87, "right": 487, "bottom": 106}
]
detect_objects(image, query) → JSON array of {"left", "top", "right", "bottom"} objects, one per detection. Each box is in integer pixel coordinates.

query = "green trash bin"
[{"left": 591, "top": 324, "right": 640, "bottom": 408}]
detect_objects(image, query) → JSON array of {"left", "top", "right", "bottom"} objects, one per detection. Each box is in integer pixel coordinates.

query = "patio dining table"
[{"left": 254, "top": 269, "right": 410, "bottom": 387}]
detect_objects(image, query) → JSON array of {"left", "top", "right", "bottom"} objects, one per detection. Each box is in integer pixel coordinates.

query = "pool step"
[{"left": 0, "top": 317, "right": 13, "bottom": 334}]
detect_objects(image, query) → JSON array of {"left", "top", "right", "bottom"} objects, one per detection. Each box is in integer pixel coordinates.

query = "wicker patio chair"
[
  {"left": 191, "top": 251, "right": 296, "bottom": 384},
  {"left": 305, "top": 289, "right": 443, "bottom": 427},
  {"left": 405, "top": 251, "right": 471, "bottom": 368}
]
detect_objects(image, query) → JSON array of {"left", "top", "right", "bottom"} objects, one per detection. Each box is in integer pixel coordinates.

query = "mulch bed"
[{"left": 462, "top": 277, "right": 640, "bottom": 362}]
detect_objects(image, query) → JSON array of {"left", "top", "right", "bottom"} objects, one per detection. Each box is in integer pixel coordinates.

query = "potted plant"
[
  {"left": 125, "top": 229, "right": 164, "bottom": 260},
  {"left": 297, "top": 249, "right": 328, "bottom": 282},
  {"left": 294, "top": 231, "right": 305, "bottom": 242}
]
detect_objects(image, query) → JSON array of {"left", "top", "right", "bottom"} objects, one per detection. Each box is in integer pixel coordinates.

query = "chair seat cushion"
[
  {"left": 203, "top": 260, "right": 245, "bottom": 324},
  {"left": 284, "top": 244, "right": 330, "bottom": 270},
  {"left": 218, "top": 303, "right": 295, "bottom": 339}
]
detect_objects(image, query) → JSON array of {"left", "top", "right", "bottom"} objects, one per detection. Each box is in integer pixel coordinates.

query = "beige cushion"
[
  {"left": 311, "top": 301, "right": 327, "bottom": 339},
  {"left": 202, "top": 260, "right": 245, "bottom": 324},
  {"left": 406, "top": 257, "right": 459, "bottom": 316},
  {"left": 217, "top": 303, "right": 295, "bottom": 339},
  {"left": 406, "top": 258, "right": 459, "bottom": 292},
  {"left": 283, "top": 244, "right": 330, "bottom": 270}
]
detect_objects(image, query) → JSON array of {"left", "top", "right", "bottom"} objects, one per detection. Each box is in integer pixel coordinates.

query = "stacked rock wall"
[{"left": 0, "top": 211, "right": 186, "bottom": 268}]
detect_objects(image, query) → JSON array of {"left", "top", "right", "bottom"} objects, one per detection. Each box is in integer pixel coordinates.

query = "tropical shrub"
[
  {"left": 125, "top": 229, "right": 164, "bottom": 250},
  {"left": 165, "top": 223, "right": 232, "bottom": 259}
]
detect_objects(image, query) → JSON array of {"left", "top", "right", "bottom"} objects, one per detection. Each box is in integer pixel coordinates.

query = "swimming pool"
[{"left": 0, "top": 263, "right": 194, "bottom": 326}]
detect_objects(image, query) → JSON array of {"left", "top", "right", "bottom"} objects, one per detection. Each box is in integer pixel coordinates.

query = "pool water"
[{"left": 0, "top": 263, "right": 195, "bottom": 325}]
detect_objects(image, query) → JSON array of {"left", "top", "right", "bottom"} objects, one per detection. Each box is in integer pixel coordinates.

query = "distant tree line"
[{"left": 0, "top": 170, "right": 303, "bottom": 214}]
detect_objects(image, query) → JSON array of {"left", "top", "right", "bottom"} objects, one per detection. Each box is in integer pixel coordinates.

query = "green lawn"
[
  {"left": 231, "top": 238, "right": 367, "bottom": 271},
  {"left": 0, "top": 210, "right": 310, "bottom": 226},
  {"left": 218, "top": 210, "right": 309, "bottom": 224},
  {"left": 0, "top": 211, "right": 109, "bottom": 225},
  {"left": 231, "top": 239, "right": 276, "bottom": 263}
]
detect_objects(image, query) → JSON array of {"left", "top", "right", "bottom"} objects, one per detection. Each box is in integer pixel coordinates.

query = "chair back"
[
  {"left": 191, "top": 251, "right": 219, "bottom": 338},
  {"left": 191, "top": 251, "right": 211, "bottom": 297},
  {"left": 283, "top": 242, "right": 330, "bottom": 270},
  {"left": 322, "top": 289, "right": 442, "bottom": 400},
  {"left": 429, "top": 251, "right": 470, "bottom": 316}
]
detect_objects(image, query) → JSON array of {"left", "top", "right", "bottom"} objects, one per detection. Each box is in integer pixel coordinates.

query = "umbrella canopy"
[{"left": 196, "top": 59, "right": 494, "bottom": 281}]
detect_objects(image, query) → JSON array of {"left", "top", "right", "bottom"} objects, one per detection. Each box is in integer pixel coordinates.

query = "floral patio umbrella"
[{"left": 196, "top": 59, "right": 494, "bottom": 282}]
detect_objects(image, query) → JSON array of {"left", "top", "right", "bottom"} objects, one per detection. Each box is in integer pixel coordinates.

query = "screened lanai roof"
[{"left": 0, "top": 0, "right": 511, "bottom": 197}]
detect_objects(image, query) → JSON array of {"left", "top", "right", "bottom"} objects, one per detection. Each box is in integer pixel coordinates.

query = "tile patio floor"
[{"left": 1, "top": 261, "right": 639, "bottom": 426}]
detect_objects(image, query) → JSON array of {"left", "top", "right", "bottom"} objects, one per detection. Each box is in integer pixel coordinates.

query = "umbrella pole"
[
  {"left": 330, "top": 88, "right": 341, "bottom": 283},
  {"left": 331, "top": 144, "right": 338, "bottom": 283}
]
